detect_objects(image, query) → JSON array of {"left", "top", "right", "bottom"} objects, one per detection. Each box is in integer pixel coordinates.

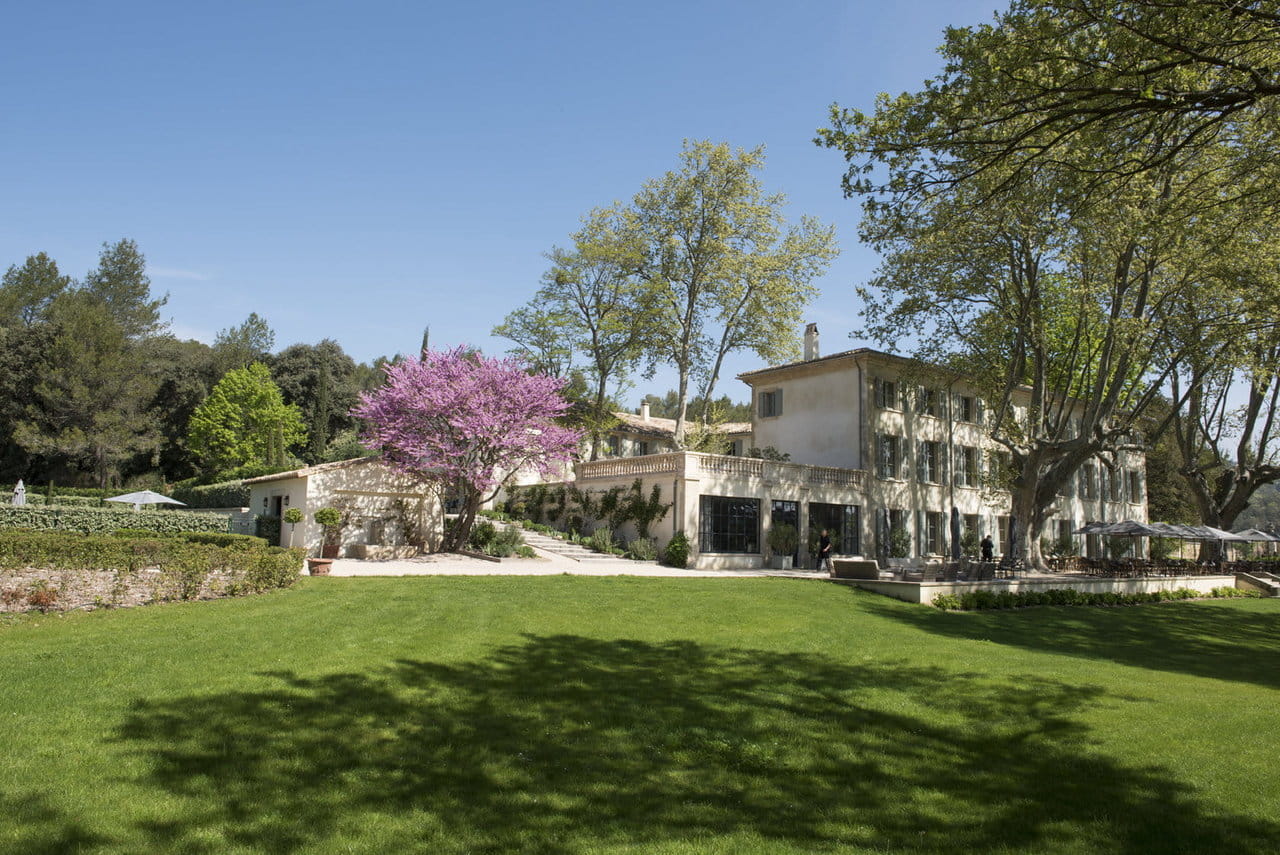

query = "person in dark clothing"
[
  {"left": 980, "top": 535, "right": 994, "bottom": 561},
  {"left": 819, "top": 529, "right": 833, "bottom": 572}
]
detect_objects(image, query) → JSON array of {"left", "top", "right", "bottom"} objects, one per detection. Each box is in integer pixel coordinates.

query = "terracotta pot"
[{"left": 307, "top": 558, "right": 333, "bottom": 576}]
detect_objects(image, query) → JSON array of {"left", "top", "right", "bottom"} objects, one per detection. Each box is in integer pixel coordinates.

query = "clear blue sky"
[{"left": 1, "top": 0, "right": 1003, "bottom": 405}]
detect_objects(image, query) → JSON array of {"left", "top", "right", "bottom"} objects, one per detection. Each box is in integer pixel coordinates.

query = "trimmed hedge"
[
  {"left": 170, "top": 479, "right": 251, "bottom": 508},
  {"left": 2, "top": 485, "right": 117, "bottom": 500},
  {"left": 1, "top": 494, "right": 108, "bottom": 508},
  {"left": 931, "top": 586, "right": 1262, "bottom": 611},
  {"left": 0, "top": 531, "right": 303, "bottom": 601},
  {"left": 0, "top": 506, "right": 228, "bottom": 535}
]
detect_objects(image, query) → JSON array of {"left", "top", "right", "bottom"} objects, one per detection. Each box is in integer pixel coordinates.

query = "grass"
[{"left": 1, "top": 576, "right": 1278, "bottom": 854}]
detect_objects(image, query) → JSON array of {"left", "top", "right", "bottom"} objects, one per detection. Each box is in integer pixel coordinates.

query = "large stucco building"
[{"left": 531, "top": 325, "right": 1147, "bottom": 570}]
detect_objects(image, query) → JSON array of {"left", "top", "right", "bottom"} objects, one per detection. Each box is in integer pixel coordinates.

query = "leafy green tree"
[
  {"left": 0, "top": 322, "right": 56, "bottom": 480},
  {"left": 269, "top": 340, "right": 362, "bottom": 464},
  {"left": 819, "top": 0, "right": 1280, "bottom": 204},
  {"left": 212, "top": 312, "right": 275, "bottom": 377},
  {"left": 187, "top": 363, "right": 306, "bottom": 478},
  {"left": 1143, "top": 418, "right": 1200, "bottom": 525},
  {"left": 629, "top": 141, "right": 836, "bottom": 445},
  {"left": 818, "top": 8, "right": 1274, "bottom": 567},
  {"left": 13, "top": 293, "right": 161, "bottom": 487},
  {"left": 1169, "top": 310, "right": 1280, "bottom": 530},
  {"left": 497, "top": 206, "right": 656, "bottom": 459},
  {"left": 641, "top": 391, "right": 752, "bottom": 423},
  {"left": 140, "top": 336, "right": 219, "bottom": 481},
  {"left": 0, "top": 252, "right": 71, "bottom": 327},
  {"left": 492, "top": 304, "right": 574, "bottom": 379},
  {"left": 82, "top": 239, "right": 166, "bottom": 339}
]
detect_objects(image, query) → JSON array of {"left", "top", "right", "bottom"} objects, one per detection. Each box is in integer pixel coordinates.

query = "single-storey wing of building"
[{"left": 244, "top": 457, "right": 443, "bottom": 557}]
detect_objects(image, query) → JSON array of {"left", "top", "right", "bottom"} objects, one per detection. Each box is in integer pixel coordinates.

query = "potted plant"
[
  {"left": 314, "top": 506, "right": 343, "bottom": 559},
  {"left": 283, "top": 507, "right": 303, "bottom": 548},
  {"left": 768, "top": 523, "right": 798, "bottom": 570}
]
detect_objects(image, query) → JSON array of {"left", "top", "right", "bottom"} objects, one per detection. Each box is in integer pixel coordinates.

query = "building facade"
[{"left": 532, "top": 329, "right": 1147, "bottom": 571}]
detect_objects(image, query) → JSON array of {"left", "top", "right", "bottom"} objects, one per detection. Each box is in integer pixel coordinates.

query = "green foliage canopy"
[{"left": 187, "top": 363, "right": 307, "bottom": 478}]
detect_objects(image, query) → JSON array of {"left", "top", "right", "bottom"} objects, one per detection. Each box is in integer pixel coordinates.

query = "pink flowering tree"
[{"left": 353, "top": 347, "right": 582, "bottom": 552}]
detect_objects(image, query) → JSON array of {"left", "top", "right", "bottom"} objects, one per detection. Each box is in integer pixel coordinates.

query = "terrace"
[{"left": 576, "top": 451, "right": 865, "bottom": 490}]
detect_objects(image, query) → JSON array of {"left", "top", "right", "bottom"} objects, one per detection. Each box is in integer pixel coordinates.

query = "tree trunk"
[
  {"left": 673, "top": 372, "right": 690, "bottom": 448},
  {"left": 444, "top": 488, "right": 481, "bottom": 553}
]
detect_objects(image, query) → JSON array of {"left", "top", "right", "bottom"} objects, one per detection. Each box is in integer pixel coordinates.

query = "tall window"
[
  {"left": 955, "top": 446, "right": 980, "bottom": 486},
  {"left": 636, "top": 440, "right": 651, "bottom": 456},
  {"left": 1102, "top": 467, "right": 1122, "bottom": 502},
  {"left": 1127, "top": 470, "right": 1144, "bottom": 503},
  {"left": 699, "top": 496, "right": 760, "bottom": 554},
  {"left": 956, "top": 394, "right": 978, "bottom": 423},
  {"left": 917, "top": 440, "right": 943, "bottom": 483},
  {"left": 810, "top": 503, "right": 860, "bottom": 555},
  {"left": 758, "top": 389, "right": 783, "bottom": 418},
  {"left": 922, "top": 511, "right": 946, "bottom": 555},
  {"left": 606, "top": 435, "right": 621, "bottom": 457},
  {"left": 874, "top": 378, "right": 901, "bottom": 410},
  {"left": 1057, "top": 519, "right": 1076, "bottom": 545},
  {"left": 877, "top": 434, "right": 902, "bottom": 479},
  {"left": 916, "top": 387, "right": 942, "bottom": 418},
  {"left": 1080, "top": 464, "right": 1098, "bottom": 500}
]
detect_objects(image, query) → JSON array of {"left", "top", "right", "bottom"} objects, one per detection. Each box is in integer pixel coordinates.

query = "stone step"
[{"left": 497, "top": 524, "right": 621, "bottom": 562}]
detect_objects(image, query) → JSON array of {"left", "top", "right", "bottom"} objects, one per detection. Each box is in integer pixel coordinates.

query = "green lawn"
[{"left": 2, "top": 577, "right": 1278, "bottom": 855}]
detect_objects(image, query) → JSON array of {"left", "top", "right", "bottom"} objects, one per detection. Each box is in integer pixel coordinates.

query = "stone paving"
[{"left": 324, "top": 550, "right": 829, "bottom": 579}]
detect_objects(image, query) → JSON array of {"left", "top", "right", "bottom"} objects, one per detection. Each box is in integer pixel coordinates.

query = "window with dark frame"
[
  {"left": 810, "top": 503, "right": 861, "bottom": 555},
  {"left": 699, "top": 495, "right": 760, "bottom": 554},
  {"left": 956, "top": 445, "right": 979, "bottom": 486},
  {"left": 924, "top": 511, "right": 946, "bottom": 555},
  {"left": 877, "top": 434, "right": 902, "bottom": 479},
  {"left": 1127, "top": 470, "right": 1143, "bottom": 502},
  {"left": 758, "top": 389, "right": 783, "bottom": 418},
  {"left": 875, "top": 378, "right": 901, "bottom": 410},
  {"left": 917, "top": 440, "right": 943, "bottom": 483}
]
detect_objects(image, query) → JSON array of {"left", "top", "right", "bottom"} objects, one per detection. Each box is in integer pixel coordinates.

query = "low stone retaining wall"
[
  {"left": 1, "top": 567, "right": 242, "bottom": 613},
  {"left": 842, "top": 574, "right": 1238, "bottom": 605}
]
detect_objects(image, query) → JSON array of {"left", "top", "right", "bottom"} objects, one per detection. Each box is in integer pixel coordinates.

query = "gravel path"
[{"left": 325, "top": 551, "right": 828, "bottom": 579}]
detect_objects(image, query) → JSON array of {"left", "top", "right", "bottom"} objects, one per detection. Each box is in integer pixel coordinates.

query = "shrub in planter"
[
  {"left": 313, "top": 507, "right": 342, "bottom": 557},
  {"left": 768, "top": 524, "right": 799, "bottom": 557}
]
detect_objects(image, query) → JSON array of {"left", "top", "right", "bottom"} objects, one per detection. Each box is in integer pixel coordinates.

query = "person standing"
[
  {"left": 819, "top": 529, "right": 833, "bottom": 572},
  {"left": 980, "top": 534, "right": 994, "bottom": 562}
]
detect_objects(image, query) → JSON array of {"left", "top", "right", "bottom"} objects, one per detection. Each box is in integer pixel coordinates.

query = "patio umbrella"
[
  {"left": 10, "top": 479, "right": 25, "bottom": 507},
  {"left": 1232, "top": 528, "right": 1278, "bottom": 542},
  {"left": 1094, "top": 519, "right": 1160, "bottom": 536},
  {"left": 1074, "top": 520, "right": 1110, "bottom": 535},
  {"left": 105, "top": 490, "right": 186, "bottom": 512},
  {"left": 950, "top": 507, "right": 962, "bottom": 561}
]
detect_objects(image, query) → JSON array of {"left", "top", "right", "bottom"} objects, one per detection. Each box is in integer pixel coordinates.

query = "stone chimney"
[
  {"left": 640, "top": 401, "right": 651, "bottom": 422},
  {"left": 803, "top": 323, "right": 820, "bottom": 361}
]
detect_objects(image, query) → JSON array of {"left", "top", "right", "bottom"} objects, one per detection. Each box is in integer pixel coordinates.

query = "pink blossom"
[{"left": 353, "top": 347, "right": 581, "bottom": 500}]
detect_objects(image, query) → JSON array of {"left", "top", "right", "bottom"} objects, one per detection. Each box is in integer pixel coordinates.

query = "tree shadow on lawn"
[
  {"left": 858, "top": 594, "right": 1280, "bottom": 690},
  {"left": 0, "top": 792, "right": 112, "bottom": 855},
  {"left": 110, "top": 635, "right": 1277, "bottom": 855}
]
